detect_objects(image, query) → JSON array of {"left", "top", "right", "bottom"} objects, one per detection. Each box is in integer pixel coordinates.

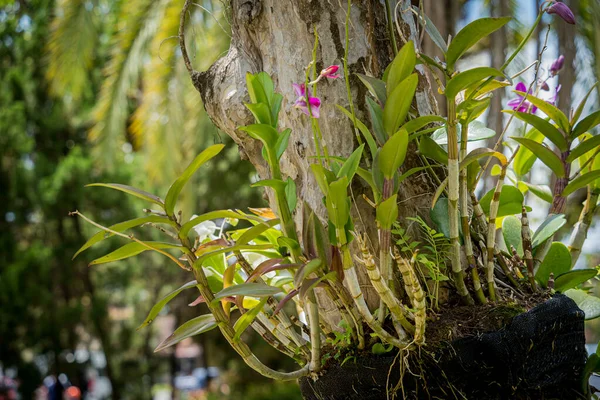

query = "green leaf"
[
  {"left": 310, "top": 164, "right": 334, "bottom": 196},
  {"left": 356, "top": 73, "right": 387, "bottom": 105},
  {"left": 236, "top": 219, "right": 280, "bottom": 246},
  {"left": 566, "top": 134, "right": 600, "bottom": 163},
  {"left": 521, "top": 182, "right": 553, "bottom": 203},
  {"left": 431, "top": 120, "right": 495, "bottom": 145},
  {"left": 245, "top": 102, "right": 272, "bottom": 125},
  {"left": 398, "top": 166, "right": 439, "bottom": 185},
  {"left": 457, "top": 97, "right": 491, "bottom": 123},
  {"left": 511, "top": 137, "right": 565, "bottom": 177},
  {"left": 86, "top": 183, "right": 164, "bottom": 207},
  {"left": 531, "top": 214, "right": 566, "bottom": 249},
  {"left": 555, "top": 269, "right": 598, "bottom": 292},
  {"left": 180, "top": 210, "right": 266, "bottom": 239},
  {"left": 445, "top": 67, "right": 503, "bottom": 99},
  {"left": 535, "top": 242, "right": 571, "bottom": 287},
  {"left": 238, "top": 124, "right": 278, "bottom": 148},
  {"left": 326, "top": 177, "right": 350, "bottom": 230},
  {"left": 212, "top": 283, "right": 282, "bottom": 304},
  {"left": 480, "top": 185, "right": 524, "bottom": 217},
  {"left": 564, "top": 289, "right": 600, "bottom": 320},
  {"left": 246, "top": 72, "right": 270, "bottom": 105},
  {"left": 430, "top": 197, "right": 452, "bottom": 239},
  {"left": 195, "top": 244, "right": 274, "bottom": 266},
  {"left": 371, "top": 342, "right": 394, "bottom": 355},
  {"left": 412, "top": 6, "right": 447, "bottom": 52},
  {"left": 275, "top": 128, "right": 291, "bottom": 160},
  {"left": 74, "top": 216, "right": 175, "bottom": 259},
  {"left": 460, "top": 148, "right": 507, "bottom": 171},
  {"left": 563, "top": 171, "right": 600, "bottom": 197},
  {"left": 572, "top": 111, "right": 600, "bottom": 138},
  {"left": 336, "top": 105, "right": 378, "bottom": 157},
  {"left": 571, "top": 83, "right": 599, "bottom": 125},
  {"left": 138, "top": 280, "right": 199, "bottom": 330},
  {"left": 337, "top": 145, "right": 364, "bottom": 184},
  {"left": 294, "top": 258, "right": 324, "bottom": 288},
  {"left": 401, "top": 116, "right": 445, "bottom": 134},
  {"left": 165, "top": 144, "right": 225, "bottom": 216},
  {"left": 506, "top": 111, "right": 568, "bottom": 151},
  {"left": 285, "top": 177, "right": 298, "bottom": 212},
  {"left": 386, "top": 40, "right": 416, "bottom": 96},
  {"left": 502, "top": 215, "right": 523, "bottom": 256},
  {"left": 155, "top": 315, "right": 217, "bottom": 352},
  {"left": 446, "top": 17, "right": 511, "bottom": 70},
  {"left": 271, "top": 93, "right": 283, "bottom": 126},
  {"left": 233, "top": 298, "right": 268, "bottom": 341},
  {"left": 513, "top": 128, "right": 544, "bottom": 176},
  {"left": 376, "top": 194, "right": 398, "bottom": 230},
  {"left": 383, "top": 74, "right": 418, "bottom": 136},
  {"left": 89, "top": 241, "right": 182, "bottom": 266},
  {"left": 379, "top": 129, "right": 409, "bottom": 179},
  {"left": 513, "top": 91, "right": 570, "bottom": 133},
  {"left": 366, "top": 97, "right": 387, "bottom": 145},
  {"left": 465, "top": 79, "right": 511, "bottom": 99},
  {"left": 419, "top": 136, "right": 448, "bottom": 164}
]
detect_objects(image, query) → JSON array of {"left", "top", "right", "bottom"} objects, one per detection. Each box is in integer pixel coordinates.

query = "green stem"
[
  {"left": 568, "top": 189, "right": 599, "bottom": 267},
  {"left": 385, "top": 0, "right": 398, "bottom": 56},
  {"left": 446, "top": 98, "right": 473, "bottom": 305},
  {"left": 485, "top": 167, "right": 506, "bottom": 302},
  {"left": 460, "top": 122, "right": 487, "bottom": 304},
  {"left": 520, "top": 207, "right": 537, "bottom": 292}
]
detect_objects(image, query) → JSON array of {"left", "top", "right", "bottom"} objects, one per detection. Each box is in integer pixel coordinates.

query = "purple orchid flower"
[
  {"left": 293, "top": 83, "right": 321, "bottom": 118},
  {"left": 507, "top": 82, "right": 537, "bottom": 113},
  {"left": 547, "top": 1, "right": 576, "bottom": 25},
  {"left": 550, "top": 55, "right": 565, "bottom": 76}
]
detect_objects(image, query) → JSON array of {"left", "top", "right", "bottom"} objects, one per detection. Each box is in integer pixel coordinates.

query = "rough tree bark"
[{"left": 183, "top": 0, "right": 438, "bottom": 323}]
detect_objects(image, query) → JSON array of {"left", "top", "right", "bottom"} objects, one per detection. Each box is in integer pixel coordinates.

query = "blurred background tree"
[{"left": 1, "top": 0, "right": 599, "bottom": 398}]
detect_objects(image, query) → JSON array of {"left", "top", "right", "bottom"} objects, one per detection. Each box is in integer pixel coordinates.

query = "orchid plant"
[{"left": 73, "top": 0, "right": 600, "bottom": 395}]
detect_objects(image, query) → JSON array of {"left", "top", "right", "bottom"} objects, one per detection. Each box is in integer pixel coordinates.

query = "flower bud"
[{"left": 547, "top": 2, "right": 576, "bottom": 25}]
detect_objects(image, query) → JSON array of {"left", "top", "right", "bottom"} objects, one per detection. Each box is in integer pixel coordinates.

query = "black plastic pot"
[{"left": 299, "top": 294, "right": 587, "bottom": 400}]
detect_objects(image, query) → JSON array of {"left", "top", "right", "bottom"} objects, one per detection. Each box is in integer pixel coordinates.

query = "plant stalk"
[{"left": 568, "top": 188, "right": 599, "bottom": 266}]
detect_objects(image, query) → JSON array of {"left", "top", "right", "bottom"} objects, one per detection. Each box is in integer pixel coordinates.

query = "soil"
[{"left": 300, "top": 294, "right": 586, "bottom": 400}]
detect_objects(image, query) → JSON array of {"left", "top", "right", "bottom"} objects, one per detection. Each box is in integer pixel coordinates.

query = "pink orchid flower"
[
  {"left": 293, "top": 83, "right": 321, "bottom": 118},
  {"left": 507, "top": 82, "right": 537, "bottom": 113},
  {"left": 320, "top": 65, "right": 340, "bottom": 79},
  {"left": 547, "top": 1, "right": 576, "bottom": 25}
]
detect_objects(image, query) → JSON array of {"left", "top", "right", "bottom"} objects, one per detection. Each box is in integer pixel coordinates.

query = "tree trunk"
[{"left": 185, "top": 0, "right": 438, "bottom": 321}]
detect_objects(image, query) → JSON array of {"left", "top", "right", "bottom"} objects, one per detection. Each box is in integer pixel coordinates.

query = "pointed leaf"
[
  {"left": 412, "top": 6, "right": 447, "bottom": 52},
  {"left": 337, "top": 144, "right": 364, "bottom": 183},
  {"left": 513, "top": 128, "right": 544, "bottom": 176},
  {"left": 356, "top": 73, "right": 387, "bottom": 105},
  {"left": 336, "top": 105, "right": 378, "bottom": 157},
  {"left": 326, "top": 177, "right": 350, "bottom": 229},
  {"left": 506, "top": 111, "right": 567, "bottom": 151},
  {"left": 566, "top": 134, "right": 600, "bottom": 163},
  {"left": 446, "top": 17, "right": 511, "bottom": 70},
  {"left": 511, "top": 137, "right": 565, "bottom": 177},
  {"left": 555, "top": 269, "right": 598, "bottom": 292},
  {"left": 275, "top": 128, "right": 292, "bottom": 160},
  {"left": 138, "top": 280, "right": 199, "bottom": 330},
  {"left": 445, "top": 67, "right": 503, "bottom": 99},
  {"left": 531, "top": 214, "right": 566, "bottom": 249},
  {"left": 366, "top": 97, "right": 387, "bottom": 144},
  {"left": 419, "top": 135, "right": 448, "bottom": 164},
  {"left": 572, "top": 111, "right": 600, "bottom": 139},
  {"left": 245, "top": 102, "right": 272, "bottom": 125},
  {"left": 460, "top": 148, "right": 507, "bottom": 171},
  {"left": 376, "top": 194, "right": 398, "bottom": 230},
  {"left": 379, "top": 129, "right": 409, "bottom": 179},
  {"left": 74, "top": 216, "right": 175, "bottom": 259},
  {"left": 155, "top": 315, "right": 217, "bottom": 352},
  {"left": 238, "top": 124, "right": 278, "bottom": 147},
  {"left": 86, "top": 183, "right": 164, "bottom": 207},
  {"left": 233, "top": 298, "right": 268, "bottom": 341},
  {"left": 431, "top": 120, "right": 495, "bottom": 144},
  {"left": 571, "top": 83, "right": 599, "bottom": 125},
  {"left": 165, "top": 144, "right": 225, "bottom": 216},
  {"left": 383, "top": 74, "right": 418, "bottom": 136},
  {"left": 521, "top": 182, "right": 553, "bottom": 203},
  {"left": 401, "top": 116, "right": 445, "bottom": 134},
  {"left": 514, "top": 91, "right": 570, "bottom": 133},
  {"left": 179, "top": 210, "right": 265, "bottom": 239},
  {"left": 89, "top": 241, "right": 182, "bottom": 266},
  {"left": 212, "top": 283, "right": 282, "bottom": 304},
  {"left": 386, "top": 40, "right": 416, "bottom": 95},
  {"left": 562, "top": 171, "right": 600, "bottom": 197}
]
